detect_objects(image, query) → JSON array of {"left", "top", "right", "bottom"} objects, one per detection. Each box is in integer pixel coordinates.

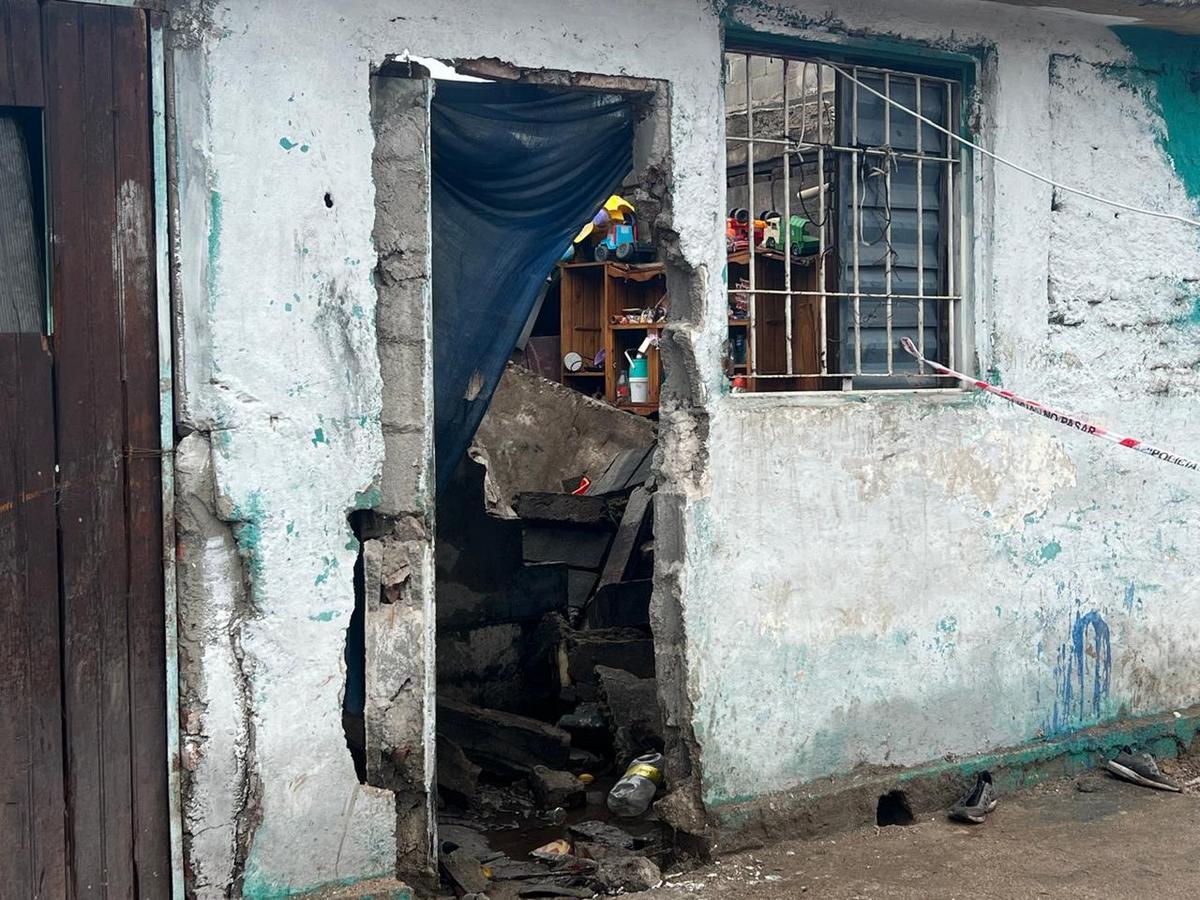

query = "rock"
[
  {"left": 573, "top": 841, "right": 631, "bottom": 862},
  {"left": 558, "top": 702, "right": 611, "bottom": 755},
  {"left": 531, "top": 766, "right": 585, "bottom": 809},
  {"left": 595, "top": 666, "right": 664, "bottom": 764},
  {"left": 437, "top": 738, "right": 482, "bottom": 799},
  {"left": 517, "top": 885, "right": 595, "bottom": 899},
  {"left": 569, "top": 748, "right": 606, "bottom": 780},
  {"left": 558, "top": 702, "right": 607, "bottom": 733},
  {"left": 594, "top": 855, "right": 663, "bottom": 893},
  {"left": 440, "top": 847, "right": 489, "bottom": 894},
  {"left": 567, "top": 820, "right": 638, "bottom": 851},
  {"left": 439, "top": 698, "right": 572, "bottom": 774}
]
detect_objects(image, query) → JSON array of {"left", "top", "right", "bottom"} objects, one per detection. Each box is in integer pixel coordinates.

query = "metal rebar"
[
  {"left": 817, "top": 62, "right": 828, "bottom": 376},
  {"left": 884, "top": 71, "right": 893, "bottom": 376},
  {"left": 746, "top": 54, "right": 758, "bottom": 380},
  {"left": 945, "top": 80, "right": 956, "bottom": 372},
  {"left": 916, "top": 75, "right": 925, "bottom": 375},
  {"left": 851, "top": 68, "right": 862, "bottom": 376}
]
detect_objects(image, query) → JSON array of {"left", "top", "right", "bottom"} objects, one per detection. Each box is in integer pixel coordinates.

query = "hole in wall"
[
  {"left": 324, "top": 191, "right": 334, "bottom": 208},
  {"left": 342, "top": 511, "right": 369, "bottom": 784},
  {"left": 876, "top": 789, "right": 914, "bottom": 827}
]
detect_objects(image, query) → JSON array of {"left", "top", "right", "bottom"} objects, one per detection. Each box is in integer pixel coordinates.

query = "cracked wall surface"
[{"left": 171, "top": 0, "right": 1200, "bottom": 889}]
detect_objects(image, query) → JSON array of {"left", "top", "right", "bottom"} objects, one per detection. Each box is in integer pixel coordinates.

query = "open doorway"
[
  {"left": 431, "top": 73, "right": 674, "bottom": 896},
  {"left": 362, "top": 58, "right": 686, "bottom": 897}
]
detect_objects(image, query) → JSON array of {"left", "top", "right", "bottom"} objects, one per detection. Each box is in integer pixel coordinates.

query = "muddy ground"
[{"left": 645, "top": 755, "right": 1200, "bottom": 900}]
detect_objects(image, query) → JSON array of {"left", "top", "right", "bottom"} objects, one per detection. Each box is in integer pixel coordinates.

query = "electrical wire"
[{"left": 830, "top": 63, "right": 1200, "bottom": 230}]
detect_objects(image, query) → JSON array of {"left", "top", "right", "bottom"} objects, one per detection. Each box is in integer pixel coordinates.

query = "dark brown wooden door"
[{"left": 1, "top": 2, "right": 170, "bottom": 897}]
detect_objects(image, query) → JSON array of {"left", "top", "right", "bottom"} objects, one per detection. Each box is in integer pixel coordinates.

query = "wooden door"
[{"left": 1, "top": 2, "right": 170, "bottom": 896}]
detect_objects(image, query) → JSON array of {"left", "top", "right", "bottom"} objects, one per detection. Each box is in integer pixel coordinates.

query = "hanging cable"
[{"left": 829, "top": 63, "right": 1200, "bottom": 229}]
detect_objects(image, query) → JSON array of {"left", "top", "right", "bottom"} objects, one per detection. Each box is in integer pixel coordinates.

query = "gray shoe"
[
  {"left": 949, "top": 771, "right": 998, "bottom": 824},
  {"left": 1104, "top": 747, "right": 1182, "bottom": 792}
]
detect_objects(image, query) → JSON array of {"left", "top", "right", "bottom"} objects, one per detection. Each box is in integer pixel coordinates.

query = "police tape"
[{"left": 898, "top": 337, "right": 1199, "bottom": 472}]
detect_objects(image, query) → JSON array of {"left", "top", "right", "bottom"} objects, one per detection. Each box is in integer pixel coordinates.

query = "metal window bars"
[{"left": 725, "top": 53, "right": 965, "bottom": 388}]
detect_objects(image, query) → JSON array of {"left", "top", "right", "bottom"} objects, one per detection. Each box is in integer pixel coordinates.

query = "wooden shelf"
[
  {"left": 727, "top": 248, "right": 817, "bottom": 267},
  {"left": 560, "top": 261, "right": 666, "bottom": 413},
  {"left": 725, "top": 252, "right": 825, "bottom": 393}
]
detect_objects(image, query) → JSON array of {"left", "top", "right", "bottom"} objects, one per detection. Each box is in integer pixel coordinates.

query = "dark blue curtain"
[{"left": 431, "top": 82, "right": 635, "bottom": 489}]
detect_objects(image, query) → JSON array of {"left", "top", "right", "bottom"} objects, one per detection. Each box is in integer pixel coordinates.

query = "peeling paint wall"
[{"left": 171, "top": 0, "right": 1200, "bottom": 890}]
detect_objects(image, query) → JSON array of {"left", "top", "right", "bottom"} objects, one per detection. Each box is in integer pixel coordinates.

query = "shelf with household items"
[
  {"left": 559, "top": 260, "right": 666, "bottom": 415},
  {"left": 726, "top": 207, "right": 833, "bottom": 392}
]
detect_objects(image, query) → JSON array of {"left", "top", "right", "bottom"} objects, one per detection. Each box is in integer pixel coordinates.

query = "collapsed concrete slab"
[
  {"left": 474, "top": 363, "right": 655, "bottom": 507},
  {"left": 438, "top": 699, "right": 572, "bottom": 775},
  {"left": 564, "top": 629, "right": 656, "bottom": 684}
]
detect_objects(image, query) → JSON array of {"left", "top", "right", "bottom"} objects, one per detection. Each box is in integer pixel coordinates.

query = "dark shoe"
[
  {"left": 949, "top": 771, "right": 998, "bottom": 824},
  {"left": 1104, "top": 747, "right": 1182, "bottom": 792}
]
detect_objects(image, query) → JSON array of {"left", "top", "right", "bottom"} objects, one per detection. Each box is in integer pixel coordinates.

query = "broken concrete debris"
[
  {"left": 565, "top": 629, "right": 655, "bottom": 684},
  {"left": 566, "top": 820, "right": 641, "bottom": 851},
  {"left": 531, "top": 766, "right": 586, "bottom": 810},
  {"left": 439, "top": 699, "right": 572, "bottom": 774},
  {"left": 438, "top": 737, "right": 483, "bottom": 801},
  {"left": 435, "top": 439, "right": 670, "bottom": 896},
  {"left": 585, "top": 580, "right": 651, "bottom": 629},
  {"left": 441, "top": 845, "right": 491, "bottom": 895},
  {"left": 594, "top": 856, "right": 664, "bottom": 893},
  {"left": 595, "top": 667, "right": 664, "bottom": 769}
]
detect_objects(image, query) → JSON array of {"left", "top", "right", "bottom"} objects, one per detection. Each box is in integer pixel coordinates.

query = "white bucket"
[{"left": 630, "top": 376, "right": 649, "bottom": 404}]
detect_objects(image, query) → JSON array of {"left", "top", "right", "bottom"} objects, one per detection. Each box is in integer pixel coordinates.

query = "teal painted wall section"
[{"left": 1113, "top": 27, "right": 1200, "bottom": 211}]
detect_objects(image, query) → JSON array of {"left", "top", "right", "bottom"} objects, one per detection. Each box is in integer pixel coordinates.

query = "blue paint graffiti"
[
  {"left": 1124, "top": 581, "right": 1136, "bottom": 614},
  {"left": 1051, "top": 609, "right": 1112, "bottom": 734}
]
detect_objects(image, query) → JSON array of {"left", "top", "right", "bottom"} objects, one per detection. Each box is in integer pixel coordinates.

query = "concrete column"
[{"left": 369, "top": 72, "right": 437, "bottom": 883}]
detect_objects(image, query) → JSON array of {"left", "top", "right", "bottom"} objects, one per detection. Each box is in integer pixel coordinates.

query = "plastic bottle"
[{"left": 606, "top": 752, "right": 664, "bottom": 818}]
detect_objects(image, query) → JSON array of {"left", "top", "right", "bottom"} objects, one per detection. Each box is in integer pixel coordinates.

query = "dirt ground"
[{"left": 645, "top": 756, "right": 1200, "bottom": 900}]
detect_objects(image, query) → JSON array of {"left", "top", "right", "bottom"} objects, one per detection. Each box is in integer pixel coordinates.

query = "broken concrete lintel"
[{"left": 453, "top": 56, "right": 661, "bottom": 97}]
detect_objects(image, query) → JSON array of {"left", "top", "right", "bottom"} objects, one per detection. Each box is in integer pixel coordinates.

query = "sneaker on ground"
[
  {"left": 1104, "top": 747, "right": 1183, "bottom": 792},
  {"left": 948, "top": 771, "right": 998, "bottom": 824}
]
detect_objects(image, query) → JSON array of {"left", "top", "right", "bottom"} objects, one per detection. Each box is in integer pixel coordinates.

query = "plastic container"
[
  {"left": 625, "top": 351, "right": 650, "bottom": 405},
  {"left": 607, "top": 752, "right": 664, "bottom": 818}
]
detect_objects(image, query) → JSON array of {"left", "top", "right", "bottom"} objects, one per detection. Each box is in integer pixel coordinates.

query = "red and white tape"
[{"left": 899, "top": 337, "right": 1199, "bottom": 472}]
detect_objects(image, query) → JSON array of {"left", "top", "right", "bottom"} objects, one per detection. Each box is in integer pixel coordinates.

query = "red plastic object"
[{"left": 572, "top": 476, "right": 592, "bottom": 495}]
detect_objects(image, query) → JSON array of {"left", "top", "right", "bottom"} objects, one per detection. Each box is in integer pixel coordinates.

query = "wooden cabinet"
[
  {"left": 727, "top": 249, "right": 826, "bottom": 392},
  {"left": 559, "top": 262, "right": 666, "bottom": 415}
]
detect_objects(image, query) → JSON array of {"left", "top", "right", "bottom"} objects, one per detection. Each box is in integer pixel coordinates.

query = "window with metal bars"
[{"left": 724, "top": 51, "right": 967, "bottom": 390}]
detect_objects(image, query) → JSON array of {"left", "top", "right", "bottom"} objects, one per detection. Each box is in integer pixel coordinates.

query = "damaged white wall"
[
  {"left": 170, "top": 0, "right": 1200, "bottom": 892},
  {"left": 169, "top": 0, "right": 721, "bottom": 894},
  {"left": 695, "top": 0, "right": 1200, "bottom": 805}
]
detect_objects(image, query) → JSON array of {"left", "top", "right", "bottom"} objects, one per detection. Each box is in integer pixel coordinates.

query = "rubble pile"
[{"left": 435, "top": 447, "right": 667, "bottom": 899}]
